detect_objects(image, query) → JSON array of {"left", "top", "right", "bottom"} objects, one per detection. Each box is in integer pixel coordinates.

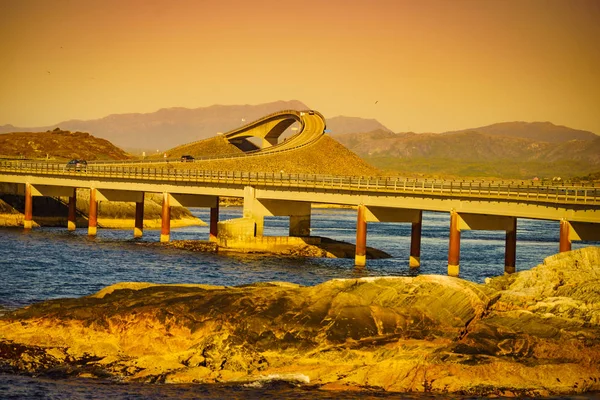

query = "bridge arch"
[{"left": 223, "top": 110, "right": 325, "bottom": 152}]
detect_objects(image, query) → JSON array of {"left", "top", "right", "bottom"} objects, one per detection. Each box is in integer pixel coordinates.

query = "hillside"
[
  {"left": 0, "top": 129, "right": 131, "bottom": 161},
  {"left": 333, "top": 129, "right": 600, "bottom": 179},
  {"left": 444, "top": 121, "right": 597, "bottom": 142},
  {"left": 166, "top": 135, "right": 381, "bottom": 176}
]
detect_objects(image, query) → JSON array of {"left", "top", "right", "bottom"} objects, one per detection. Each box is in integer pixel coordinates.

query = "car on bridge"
[
  {"left": 180, "top": 155, "right": 195, "bottom": 162},
  {"left": 65, "top": 159, "right": 87, "bottom": 172}
]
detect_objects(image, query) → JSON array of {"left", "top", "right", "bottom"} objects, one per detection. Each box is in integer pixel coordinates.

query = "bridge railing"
[{"left": 0, "top": 160, "right": 598, "bottom": 205}]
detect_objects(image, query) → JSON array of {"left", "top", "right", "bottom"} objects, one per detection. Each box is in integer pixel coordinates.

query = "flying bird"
[{"left": 375, "top": 100, "right": 378, "bottom": 104}]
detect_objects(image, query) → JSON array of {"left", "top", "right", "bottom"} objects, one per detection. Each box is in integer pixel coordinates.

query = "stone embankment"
[{"left": 1, "top": 247, "right": 599, "bottom": 396}]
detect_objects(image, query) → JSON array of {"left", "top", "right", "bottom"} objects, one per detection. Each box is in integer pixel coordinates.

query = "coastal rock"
[{"left": 1, "top": 247, "right": 599, "bottom": 396}]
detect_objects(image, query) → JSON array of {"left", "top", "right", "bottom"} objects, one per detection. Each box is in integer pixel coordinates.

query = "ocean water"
[{"left": 0, "top": 207, "right": 597, "bottom": 398}]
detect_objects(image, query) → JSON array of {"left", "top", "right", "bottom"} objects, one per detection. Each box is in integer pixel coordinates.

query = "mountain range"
[{"left": 1, "top": 100, "right": 598, "bottom": 178}]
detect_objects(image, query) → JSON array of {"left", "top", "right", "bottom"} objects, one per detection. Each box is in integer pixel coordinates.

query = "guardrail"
[{"left": 1, "top": 160, "right": 598, "bottom": 206}]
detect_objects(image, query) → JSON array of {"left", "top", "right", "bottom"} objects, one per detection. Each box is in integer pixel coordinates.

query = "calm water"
[{"left": 0, "top": 207, "right": 597, "bottom": 398}]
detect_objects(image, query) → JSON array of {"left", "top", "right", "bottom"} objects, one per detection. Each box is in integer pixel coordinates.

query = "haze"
[{"left": 1, "top": 0, "right": 599, "bottom": 134}]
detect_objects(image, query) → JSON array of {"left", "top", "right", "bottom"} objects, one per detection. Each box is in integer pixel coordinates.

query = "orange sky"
[{"left": 1, "top": 0, "right": 599, "bottom": 134}]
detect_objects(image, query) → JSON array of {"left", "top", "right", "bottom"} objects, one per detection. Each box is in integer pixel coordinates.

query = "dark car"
[
  {"left": 180, "top": 155, "right": 195, "bottom": 162},
  {"left": 65, "top": 159, "right": 87, "bottom": 171}
]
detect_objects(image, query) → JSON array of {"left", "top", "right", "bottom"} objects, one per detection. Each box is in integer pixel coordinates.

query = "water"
[{"left": 0, "top": 207, "right": 597, "bottom": 398}]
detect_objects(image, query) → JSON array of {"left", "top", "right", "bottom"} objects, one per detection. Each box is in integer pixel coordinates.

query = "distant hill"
[
  {"left": 326, "top": 116, "right": 392, "bottom": 135},
  {"left": 0, "top": 128, "right": 131, "bottom": 161},
  {"left": 444, "top": 121, "right": 597, "bottom": 143},
  {"left": 333, "top": 128, "right": 600, "bottom": 179},
  {"left": 0, "top": 100, "right": 310, "bottom": 152}
]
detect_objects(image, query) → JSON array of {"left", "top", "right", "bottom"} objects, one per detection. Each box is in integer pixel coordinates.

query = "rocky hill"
[{"left": 0, "top": 129, "right": 131, "bottom": 161}]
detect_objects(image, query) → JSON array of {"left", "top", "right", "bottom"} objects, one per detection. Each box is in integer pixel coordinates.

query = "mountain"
[
  {"left": 444, "top": 121, "right": 597, "bottom": 143},
  {"left": 0, "top": 100, "right": 309, "bottom": 152},
  {"left": 0, "top": 128, "right": 131, "bottom": 160},
  {"left": 326, "top": 116, "right": 392, "bottom": 135},
  {"left": 333, "top": 129, "right": 600, "bottom": 179}
]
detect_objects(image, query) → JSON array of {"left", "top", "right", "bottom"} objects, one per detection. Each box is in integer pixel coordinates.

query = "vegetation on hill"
[
  {"left": 334, "top": 129, "right": 600, "bottom": 179},
  {"left": 0, "top": 128, "right": 131, "bottom": 161}
]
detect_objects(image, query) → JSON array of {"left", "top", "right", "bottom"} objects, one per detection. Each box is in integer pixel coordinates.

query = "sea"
[{"left": 0, "top": 207, "right": 597, "bottom": 399}]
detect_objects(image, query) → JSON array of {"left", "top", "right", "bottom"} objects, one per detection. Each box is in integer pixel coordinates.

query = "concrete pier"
[
  {"left": 88, "top": 188, "right": 98, "bottom": 236},
  {"left": 134, "top": 192, "right": 144, "bottom": 238},
  {"left": 160, "top": 192, "right": 171, "bottom": 243},
  {"left": 505, "top": 217, "right": 517, "bottom": 274},
  {"left": 355, "top": 204, "right": 367, "bottom": 267},
  {"left": 409, "top": 211, "right": 422, "bottom": 268},
  {"left": 559, "top": 219, "right": 571, "bottom": 252},
  {"left": 24, "top": 183, "right": 33, "bottom": 230},
  {"left": 448, "top": 210, "right": 461, "bottom": 277},
  {"left": 68, "top": 188, "right": 77, "bottom": 231},
  {"left": 209, "top": 202, "right": 219, "bottom": 242}
]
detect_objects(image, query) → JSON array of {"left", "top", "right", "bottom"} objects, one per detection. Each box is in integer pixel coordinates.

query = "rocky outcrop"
[{"left": 1, "top": 247, "right": 599, "bottom": 396}]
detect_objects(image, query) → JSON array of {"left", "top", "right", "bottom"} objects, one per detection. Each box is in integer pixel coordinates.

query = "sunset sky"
[{"left": 1, "top": 0, "right": 599, "bottom": 134}]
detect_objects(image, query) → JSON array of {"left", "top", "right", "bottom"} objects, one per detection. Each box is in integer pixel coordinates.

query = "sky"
[{"left": 1, "top": 0, "right": 599, "bottom": 134}]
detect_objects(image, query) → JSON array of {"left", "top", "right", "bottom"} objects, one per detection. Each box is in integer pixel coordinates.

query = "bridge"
[{"left": 1, "top": 110, "right": 599, "bottom": 277}]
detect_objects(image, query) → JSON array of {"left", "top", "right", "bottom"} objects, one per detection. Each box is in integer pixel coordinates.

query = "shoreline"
[{"left": 1, "top": 247, "right": 599, "bottom": 396}]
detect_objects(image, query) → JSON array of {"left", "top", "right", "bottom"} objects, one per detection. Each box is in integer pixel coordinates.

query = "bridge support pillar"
[
  {"left": 134, "top": 192, "right": 144, "bottom": 238},
  {"left": 160, "top": 192, "right": 170, "bottom": 242},
  {"left": 209, "top": 201, "right": 219, "bottom": 242},
  {"left": 504, "top": 217, "right": 517, "bottom": 274},
  {"left": 88, "top": 188, "right": 98, "bottom": 236},
  {"left": 68, "top": 188, "right": 77, "bottom": 231},
  {"left": 24, "top": 183, "right": 33, "bottom": 230},
  {"left": 409, "top": 211, "right": 422, "bottom": 268},
  {"left": 448, "top": 210, "right": 461, "bottom": 277},
  {"left": 290, "top": 215, "right": 311, "bottom": 237},
  {"left": 559, "top": 219, "right": 571, "bottom": 252},
  {"left": 355, "top": 204, "right": 367, "bottom": 267}
]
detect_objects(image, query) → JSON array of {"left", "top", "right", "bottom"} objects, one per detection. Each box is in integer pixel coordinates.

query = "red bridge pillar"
[
  {"left": 24, "top": 183, "right": 33, "bottom": 230},
  {"left": 88, "top": 188, "right": 98, "bottom": 236},
  {"left": 504, "top": 217, "right": 517, "bottom": 274},
  {"left": 559, "top": 219, "right": 571, "bottom": 252},
  {"left": 448, "top": 210, "right": 461, "bottom": 277},
  {"left": 160, "top": 192, "right": 171, "bottom": 243},
  {"left": 355, "top": 204, "right": 367, "bottom": 267},
  {"left": 410, "top": 211, "right": 422, "bottom": 268},
  {"left": 134, "top": 192, "right": 144, "bottom": 238},
  {"left": 68, "top": 188, "right": 77, "bottom": 231},
  {"left": 209, "top": 201, "right": 219, "bottom": 242}
]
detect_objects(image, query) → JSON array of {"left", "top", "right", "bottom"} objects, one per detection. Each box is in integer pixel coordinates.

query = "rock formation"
[{"left": 1, "top": 247, "right": 599, "bottom": 396}]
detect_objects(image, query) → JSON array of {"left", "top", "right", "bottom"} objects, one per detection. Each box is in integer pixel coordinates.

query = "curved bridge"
[{"left": 223, "top": 109, "right": 326, "bottom": 153}]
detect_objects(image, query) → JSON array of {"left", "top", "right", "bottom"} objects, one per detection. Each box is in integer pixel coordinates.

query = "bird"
[{"left": 375, "top": 100, "right": 378, "bottom": 104}]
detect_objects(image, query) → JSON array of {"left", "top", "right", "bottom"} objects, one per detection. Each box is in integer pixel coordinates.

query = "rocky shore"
[{"left": 0, "top": 247, "right": 599, "bottom": 396}]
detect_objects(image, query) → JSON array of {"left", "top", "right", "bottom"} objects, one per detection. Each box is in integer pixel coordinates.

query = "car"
[
  {"left": 308, "top": 110, "right": 315, "bottom": 115},
  {"left": 180, "top": 155, "right": 195, "bottom": 162},
  {"left": 65, "top": 159, "right": 87, "bottom": 171}
]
